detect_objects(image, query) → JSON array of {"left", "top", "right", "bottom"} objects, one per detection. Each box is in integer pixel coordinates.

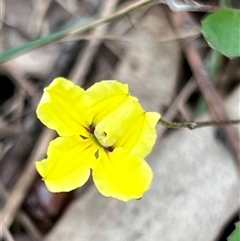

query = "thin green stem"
[
  {"left": 1, "top": 0, "right": 154, "bottom": 63},
  {"left": 159, "top": 118, "right": 240, "bottom": 130}
]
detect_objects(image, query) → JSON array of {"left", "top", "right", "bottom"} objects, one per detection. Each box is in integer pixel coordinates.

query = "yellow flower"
[{"left": 36, "top": 77, "right": 160, "bottom": 201}]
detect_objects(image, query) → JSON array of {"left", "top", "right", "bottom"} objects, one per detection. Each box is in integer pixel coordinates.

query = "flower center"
[
  {"left": 88, "top": 124, "right": 114, "bottom": 151},
  {"left": 93, "top": 128, "right": 115, "bottom": 149},
  {"left": 87, "top": 114, "right": 124, "bottom": 151}
]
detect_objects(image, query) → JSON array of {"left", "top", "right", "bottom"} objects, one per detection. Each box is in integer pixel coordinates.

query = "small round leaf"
[
  {"left": 202, "top": 9, "right": 240, "bottom": 58},
  {"left": 227, "top": 222, "right": 240, "bottom": 241}
]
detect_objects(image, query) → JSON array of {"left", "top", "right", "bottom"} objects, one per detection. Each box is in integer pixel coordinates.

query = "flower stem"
[{"left": 159, "top": 119, "right": 240, "bottom": 130}]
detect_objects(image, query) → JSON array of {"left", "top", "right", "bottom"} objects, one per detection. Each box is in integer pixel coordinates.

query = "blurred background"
[{"left": 0, "top": 0, "right": 239, "bottom": 240}]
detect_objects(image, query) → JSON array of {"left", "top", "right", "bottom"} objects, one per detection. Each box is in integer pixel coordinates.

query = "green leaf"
[
  {"left": 201, "top": 9, "right": 240, "bottom": 58},
  {"left": 228, "top": 222, "right": 240, "bottom": 241}
]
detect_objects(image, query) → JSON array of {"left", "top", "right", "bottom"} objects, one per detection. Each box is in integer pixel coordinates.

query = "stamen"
[
  {"left": 95, "top": 150, "right": 99, "bottom": 158},
  {"left": 80, "top": 135, "right": 88, "bottom": 140},
  {"left": 105, "top": 146, "right": 114, "bottom": 152},
  {"left": 89, "top": 124, "right": 95, "bottom": 133}
]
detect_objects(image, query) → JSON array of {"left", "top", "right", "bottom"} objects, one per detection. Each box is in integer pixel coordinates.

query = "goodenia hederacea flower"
[{"left": 36, "top": 77, "right": 160, "bottom": 201}]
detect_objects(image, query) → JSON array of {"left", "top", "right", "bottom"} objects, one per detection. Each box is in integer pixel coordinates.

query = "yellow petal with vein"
[
  {"left": 94, "top": 98, "right": 139, "bottom": 148},
  {"left": 115, "top": 104, "right": 160, "bottom": 158},
  {"left": 36, "top": 77, "right": 92, "bottom": 137},
  {"left": 92, "top": 148, "right": 153, "bottom": 202},
  {"left": 86, "top": 80, "right": 137, "bottom": 124},
  {"left": 36, "top": 136, "right": 97, "bottom": 192}
]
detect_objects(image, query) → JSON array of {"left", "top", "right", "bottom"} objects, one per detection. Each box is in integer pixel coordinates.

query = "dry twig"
[
  {"left": 69, "top": 0, "right": 119, "bottom": 83},
  {"left": 171, "top": 12, "right": 240, "bottom": 167},
  {"left": 0, "top": 129, "right": 55, "bottom": 238}
]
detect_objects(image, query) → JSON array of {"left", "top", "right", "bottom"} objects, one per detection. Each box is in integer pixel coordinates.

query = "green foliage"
[
  {"left": 228, "top": 222, "right": 240, "bottom": 241},
  {"left": 201, "top": 9, "right": 240, "bottom": 58}
]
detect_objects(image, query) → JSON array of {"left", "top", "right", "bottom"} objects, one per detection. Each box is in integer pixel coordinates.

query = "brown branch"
[{"left": 170, "top": 12, "right": 240, "bottom": 168}]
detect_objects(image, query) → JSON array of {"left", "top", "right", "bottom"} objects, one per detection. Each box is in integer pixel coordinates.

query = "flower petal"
[
  {"left": 36, "top": 136, "right": 97, "bottom": 192},
  {"left": 92, "top": 148, "right": 153, "bottom": 201},
  {"left": 115, "top": 105, "right": 160, "bottom": 158},
  {"left": 86, "top": 80, "right": 137, "bottom": 124},
  {"left": 94, "top": 98, "right": 139, "bottom": 148},
  {"left": 36, "top": 77, "right": 92, "bottom": 137}
]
